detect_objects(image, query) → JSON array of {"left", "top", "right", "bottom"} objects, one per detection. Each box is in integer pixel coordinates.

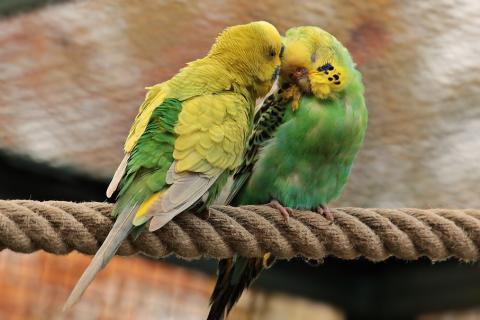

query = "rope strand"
[{"left": 0, "top": 200, "right": 478, "bottom": 261}]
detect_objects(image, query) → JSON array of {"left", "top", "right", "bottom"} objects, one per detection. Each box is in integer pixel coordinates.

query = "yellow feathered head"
[
  {"left": 280, "top": 26, "right": 356, "bottom": 102},
  {"left": 209, "top": 21, "right": 283, "bottom": 98}
]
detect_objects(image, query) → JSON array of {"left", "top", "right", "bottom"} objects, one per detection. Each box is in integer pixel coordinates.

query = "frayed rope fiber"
[{"left": 0, "top": 200, "right": 479, "bottom": 262}]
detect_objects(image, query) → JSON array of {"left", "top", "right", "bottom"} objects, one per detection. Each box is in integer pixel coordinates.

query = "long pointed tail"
[
  {"left": 63, "top": 204, "right": 138, "bottom": 311},
  {"left": 207, "top": 255, "right": 274, "bottom": 320}
]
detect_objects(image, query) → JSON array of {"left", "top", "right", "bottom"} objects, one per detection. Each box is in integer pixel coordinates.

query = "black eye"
[
  {"left": 317, "top": 63, "right": 333, "bottom": 72},
  {"left": 269, "top": 49, "right": 276, "bottom": 57},
  {"left": 279, "top": 45, "right": 285, "bottom": 59}
]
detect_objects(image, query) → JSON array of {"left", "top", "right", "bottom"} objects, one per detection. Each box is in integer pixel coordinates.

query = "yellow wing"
[
  {"left": 143, "top": 93, "right": 253, "bottom": 231},
  {"left": 173, "top": 93, "right": 252, "bottom": 177}
]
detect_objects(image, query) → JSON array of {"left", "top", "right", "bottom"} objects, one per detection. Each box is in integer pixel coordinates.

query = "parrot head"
[
  {"left": 279, "top": 26, "right": 356, "bottom": 109},
  {"left": 208, "top": 21, "right": 283, "bottom": 99}
]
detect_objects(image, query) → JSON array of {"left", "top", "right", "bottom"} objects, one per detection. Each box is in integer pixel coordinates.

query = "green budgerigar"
[
  {"left": 63, "top": 21, "right": 283, "bottom": 310},
  {"left": 208, "top": 26, "right": 368, "bottom": 319}
]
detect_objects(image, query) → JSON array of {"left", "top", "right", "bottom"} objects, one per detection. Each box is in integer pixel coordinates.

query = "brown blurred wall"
[{"left": 0, "top": 0, "right": 479, "bottom": 208}]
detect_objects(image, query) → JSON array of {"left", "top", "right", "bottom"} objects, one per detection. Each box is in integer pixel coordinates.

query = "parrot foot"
[
  {"left": 267, "top": 199, "right": 292, "bottom": 222},
  {"left": 316, "top": 204, "right": 334, "bottom": 223}
]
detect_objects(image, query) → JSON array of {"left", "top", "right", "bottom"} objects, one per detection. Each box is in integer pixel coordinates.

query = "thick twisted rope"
[{"left": 0, "top": 200, "right": 479, "bottom": 262}]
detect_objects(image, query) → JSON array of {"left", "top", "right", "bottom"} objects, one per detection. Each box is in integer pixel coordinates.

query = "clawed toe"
[
  {"left": 316, "top": 204, "right": 334, "bottom": 223},
  {"left": 267, "top": 199, "right": 292, "bottom": 222}
]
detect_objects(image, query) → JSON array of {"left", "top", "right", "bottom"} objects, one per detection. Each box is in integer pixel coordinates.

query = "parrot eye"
[
  {"left": 317, "top": 63, "right": 334, "bottom": 72},
  {"left": 269, "top": 48, "right": 276, "bottom": 58},
  {"left": 317, "top": 63, "right": 335, "bottom": 75}
]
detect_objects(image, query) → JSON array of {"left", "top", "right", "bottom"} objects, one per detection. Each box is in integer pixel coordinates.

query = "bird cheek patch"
[
  {"left": 311, "top": 64, "right": 348, "bottom": 96},
  {"left": 326, "top": 65, "right": 348, "bottom": 92},
  {"left": 309, "top": 74, "right": 331, "bottom": 99},
  {"left": 312, "top": 83, "right": 331, "bottom": 98}
]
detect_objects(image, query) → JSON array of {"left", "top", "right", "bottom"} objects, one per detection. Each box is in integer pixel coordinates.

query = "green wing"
[
  {"left": 226, "top": 93, "right": 287, "bottom": 205},
  {"left": 113, "top": 98, "right": 182, "bottom": 217}
]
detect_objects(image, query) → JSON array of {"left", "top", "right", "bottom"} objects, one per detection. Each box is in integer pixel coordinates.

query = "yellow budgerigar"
[{"left": 63, "top": 21, "right": 282, "bottom": 310}]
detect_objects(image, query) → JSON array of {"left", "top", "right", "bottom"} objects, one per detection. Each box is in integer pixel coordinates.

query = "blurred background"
[{"left": 0, "top": 0, "right": 479, "bottom": 319}]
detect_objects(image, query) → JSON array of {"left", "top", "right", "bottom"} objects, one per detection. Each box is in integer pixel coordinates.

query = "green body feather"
[
  {"left": 237, "top": 72, "right": 367, "bottom": 207},
  {"left": 209, "top": 64, "right": 367, "bottom": 320}
]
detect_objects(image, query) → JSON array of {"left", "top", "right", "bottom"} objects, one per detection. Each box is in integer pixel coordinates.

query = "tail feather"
[
  {"left": 63, "top": 204, "right": 138, "bottom": 311},
  {"left": 207, "top": 256, "right": 270, "bottom": 320},
  {"left": 106, "top": 153, "right": 129, "bottom": 198}
]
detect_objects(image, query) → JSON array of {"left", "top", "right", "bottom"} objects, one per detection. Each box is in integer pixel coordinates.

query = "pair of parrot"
[{"left": 63, "top": 21, "right": 368, "bottom": 320}]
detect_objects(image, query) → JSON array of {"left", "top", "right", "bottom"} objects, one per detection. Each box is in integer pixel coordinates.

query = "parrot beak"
[
  {"left": 289, "top": 67, "right": 311, "bottom": 94},
  {"left": 272, "top": 66, "right": 281, "bottom": 81},
  {"left": 289, "top": 67, "right": 308, "bottom": 82}
]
